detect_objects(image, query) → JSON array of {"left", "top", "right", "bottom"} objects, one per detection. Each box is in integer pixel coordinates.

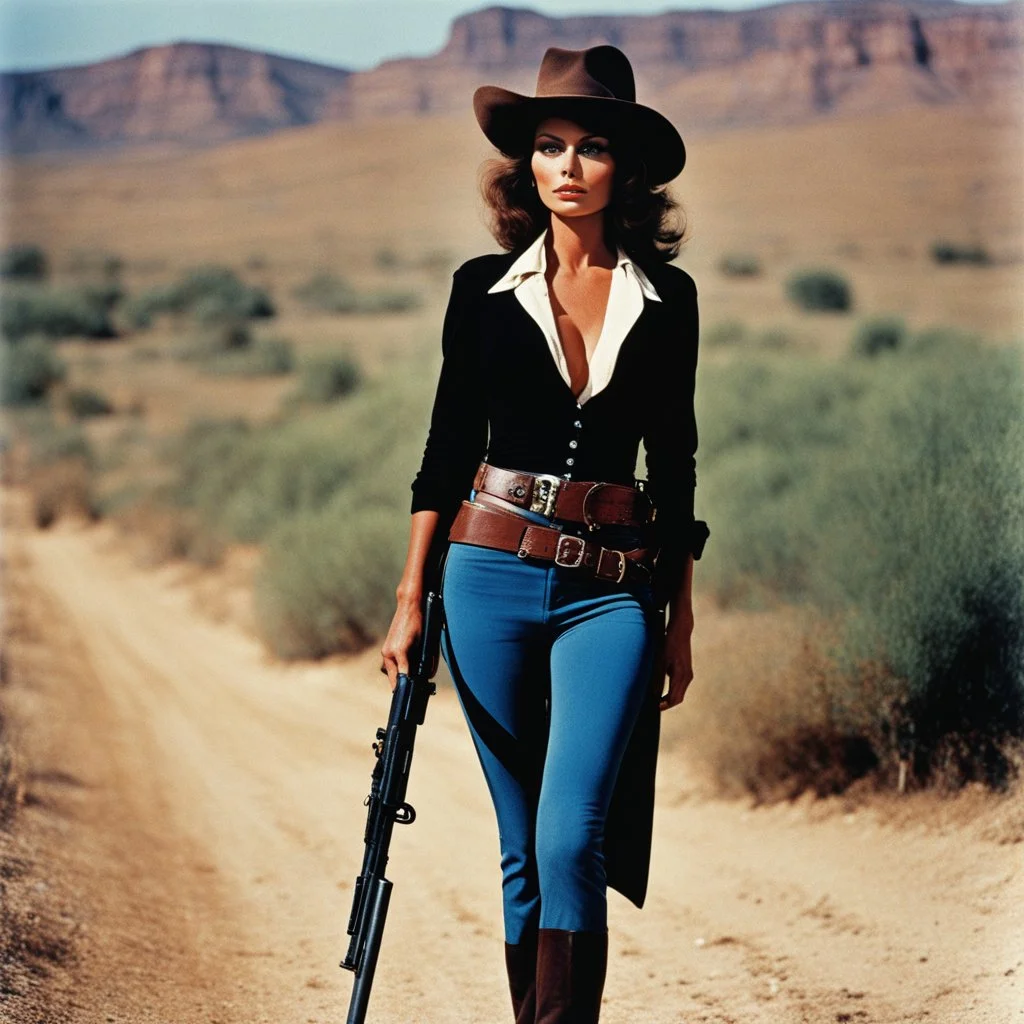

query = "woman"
[{"left": 380, "top": 44, "right": 709, "bottom": 1024}]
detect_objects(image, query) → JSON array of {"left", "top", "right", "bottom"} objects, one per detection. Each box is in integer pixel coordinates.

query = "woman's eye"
[
  {"left": 538, "top": 142, "right": 561, "bottom": 155},
  {"left": 580, "top": 142, "right": 608, "bottom": 157}
]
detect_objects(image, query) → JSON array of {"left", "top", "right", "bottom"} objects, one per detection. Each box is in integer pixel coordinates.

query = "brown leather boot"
[
  {"left": 505, "top": 932, "right": 539, "bottom": 1024},
  {"left": 534, "top": 929, "right": 608, "bottom": 1024}
]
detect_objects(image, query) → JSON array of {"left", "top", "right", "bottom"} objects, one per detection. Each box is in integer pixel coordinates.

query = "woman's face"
[{"left": 530, "top": 116, "right": 615, "bottom": 218}]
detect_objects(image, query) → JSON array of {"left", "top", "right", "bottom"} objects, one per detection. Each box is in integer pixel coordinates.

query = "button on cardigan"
[{"left": 410, "top": 237, "right": 709, "bottom": 607}]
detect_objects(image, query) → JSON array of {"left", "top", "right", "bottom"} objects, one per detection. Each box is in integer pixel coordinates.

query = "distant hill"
[{"left": 2, "top": 0, "right": 1021, "bottom": 155}]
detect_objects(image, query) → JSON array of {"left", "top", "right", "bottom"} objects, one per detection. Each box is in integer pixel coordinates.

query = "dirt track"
[{"left": 3, "top": 515, "right": 1023, "bottom": 1024}]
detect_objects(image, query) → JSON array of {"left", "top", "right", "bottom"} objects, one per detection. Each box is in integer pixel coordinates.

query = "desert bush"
[
  {"left": 201, "top": 337, "right": 295, "bottom": 377},
  {"left": 702, "top": 320, "right": 748, "bottom": 347},
  {"left": 0, "top": 338, "right": 65, "bottom": 406},
  {"left": 174, "top": 320, "right": 252, "bottom": 361},
  {"left": 930, "top": 240, "right": 991, "bottom": 266},
  {"left": 123, "top": 264, "right": 274, "bottom": 329},
  {"left": 784, "top": 268, "right": 852, "bottom": 312},
  {"left": 26, "top": 421, "right": 93, "bottom": 468},
  {"left": 255, "top": 500, "right": 409, "bottom": 658},
  {"left": 756, "top": 326, "right": 794, "bottom": 350},
  {"left": 908, "top": 324, "right": 980, "bottom": 354},
  {"left": 31, "top": 457, "right": 99, "bottom": 528},
  {"left": 297, "top": 353, "right": 362, "bottom": 404},
  {"left": 851, "top": 316, "right": 906, "bottom": 357},
  {"left": 0, "top": 713, "right": 22, "bottom": 826},
  {"left": 293, "top": 271, "right": 419, "bottom": 314},
  {"left": 718, "top": 252, "right": 761, "bottom": 277},
  {"left": 1, "top": 284, "right": 117, "bottom": 341},
  {"left": 695, "top": 336, "right": 1024, "bottom": 791},
  {"left": 1, "top": 243, "right": 48, "bottom": 281},
  {"left": 252, "top": 373, "right": 435, "bottom": 658},
  {"left": 67, "top": 387, "right": 114, "bottom": 419},
  {"left": 66, "top": 248, "right": 123, "bottom": 280},
  {"left": 169, "top": 416, "right": 359, "bottom": 543}
]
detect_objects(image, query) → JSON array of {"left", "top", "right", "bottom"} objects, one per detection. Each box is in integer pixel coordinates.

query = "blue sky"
[{"left": 0, "top": 0, "right": 1004, "bottom": 73}]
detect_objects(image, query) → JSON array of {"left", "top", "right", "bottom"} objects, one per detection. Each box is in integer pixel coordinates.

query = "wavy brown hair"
[{"left": 479, "top": 122, "right": 687, "bottom": 268}]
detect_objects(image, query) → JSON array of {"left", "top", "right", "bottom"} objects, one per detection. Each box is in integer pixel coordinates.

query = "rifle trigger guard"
[{"left": 394, "top": 803, "right": 416, "bottom": 825}]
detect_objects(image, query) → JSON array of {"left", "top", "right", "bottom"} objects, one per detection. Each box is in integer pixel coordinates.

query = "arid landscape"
[{"left": 2, "top": 1, "right": 1024, "bottom": 1021}]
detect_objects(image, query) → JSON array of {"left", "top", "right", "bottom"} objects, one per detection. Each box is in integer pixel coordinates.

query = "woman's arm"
[
  {"left": 660, "top": 553, "right": 695, "bottom": 710},
  {"left": 380, "top": 509, "right": 440, "bottom": 691},
  {"left": 382, "top": 265, "right": 487, "bottom": 690},
  {"left": 643, "top": 269, "right": 706, "bottom": 710}
]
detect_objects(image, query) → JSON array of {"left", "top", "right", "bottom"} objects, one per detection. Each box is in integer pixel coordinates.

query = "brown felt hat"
[{"left": 473, "top": 45, "right": 685, "bottom": 185}]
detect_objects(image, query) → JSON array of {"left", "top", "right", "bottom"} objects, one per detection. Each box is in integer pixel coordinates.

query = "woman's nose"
[{"left": 561, "top": 148, "right": 581, "bottom": 178}]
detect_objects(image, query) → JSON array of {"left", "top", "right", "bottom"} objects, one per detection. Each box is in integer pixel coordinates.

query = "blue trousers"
[{"left": 440, "top": 497, "right": 659, "bottom": 943}]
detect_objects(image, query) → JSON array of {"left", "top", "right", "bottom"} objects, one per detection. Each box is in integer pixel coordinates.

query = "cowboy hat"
[{"left": 473, "top": 44, "right": 686, "bottom": 185}]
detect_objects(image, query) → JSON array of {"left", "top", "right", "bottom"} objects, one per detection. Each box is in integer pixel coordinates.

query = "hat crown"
[{"left": 534, "top": 45, "right": 636, "bottom": 103}]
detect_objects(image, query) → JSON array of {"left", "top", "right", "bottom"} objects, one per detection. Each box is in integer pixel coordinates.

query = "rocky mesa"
[{"left": 1, "top": 0, "right": 1021, "bottom": 154}]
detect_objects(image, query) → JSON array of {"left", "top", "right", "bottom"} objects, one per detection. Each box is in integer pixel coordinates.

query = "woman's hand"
[
  {"left": 380, "top": 595, "right": 423, "bottom": 693},
  {"left": 659, "top": 604, "right": 694, "bottom": 711}
]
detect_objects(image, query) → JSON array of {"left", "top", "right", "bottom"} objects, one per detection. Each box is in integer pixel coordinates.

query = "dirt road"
[{"left": 3, "top": 516, "right": 1022, "bottom": 1024}]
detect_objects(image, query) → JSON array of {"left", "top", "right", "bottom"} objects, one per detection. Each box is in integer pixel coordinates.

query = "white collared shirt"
[{"left": 486, "top": 227, "right": 662, "bottom": 405}]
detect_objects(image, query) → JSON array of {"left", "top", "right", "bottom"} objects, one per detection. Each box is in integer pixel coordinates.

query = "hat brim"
[{"left": 473, "top": 86, "right": 685, "bottom": 184}]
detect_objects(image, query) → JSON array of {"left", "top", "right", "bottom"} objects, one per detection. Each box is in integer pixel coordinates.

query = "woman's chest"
[{"left": 474, "top": 291, "right": 670, "bottom": 415}]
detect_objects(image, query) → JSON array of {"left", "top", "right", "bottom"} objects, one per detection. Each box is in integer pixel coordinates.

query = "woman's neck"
[{"left": 545, "top": 214, "right": 615, "bottom": 275}]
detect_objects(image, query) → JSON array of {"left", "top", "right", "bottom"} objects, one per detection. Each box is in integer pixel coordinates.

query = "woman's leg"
[
  {"left": 440, "top": 541, "right": 550, "bottom": 946},
  {"left": 535, "top": 583, "right": 656, "bottom": 933},
  {"left": 533, "top": 581, "right": 657, "bottom": 1024}
]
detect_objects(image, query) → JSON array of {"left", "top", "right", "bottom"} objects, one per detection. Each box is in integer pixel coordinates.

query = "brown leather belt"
[
  {"left": 472, "top": 463, "right": 655, "bottom": 528},
  {"left": 449, "top": 499, "right": 656, "bottom": 585}
]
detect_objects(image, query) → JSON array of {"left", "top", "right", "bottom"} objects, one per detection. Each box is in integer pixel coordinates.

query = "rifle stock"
[{"left": 340, "top": 590, "right": 443, "bottom": 1024}]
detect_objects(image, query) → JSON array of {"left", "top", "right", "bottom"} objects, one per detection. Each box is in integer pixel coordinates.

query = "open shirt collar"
[{"left": 487, "top": 228, "right": 662, "bottom": 302}]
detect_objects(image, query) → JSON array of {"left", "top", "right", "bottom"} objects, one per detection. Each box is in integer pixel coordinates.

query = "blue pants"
[{"left": 440, "top": 496, "right": 659, "bottom": 943}]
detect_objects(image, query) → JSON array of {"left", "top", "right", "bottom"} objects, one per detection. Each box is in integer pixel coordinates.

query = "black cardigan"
[{"left": 410, "top": 248, "right": 708, "bottom": 606}]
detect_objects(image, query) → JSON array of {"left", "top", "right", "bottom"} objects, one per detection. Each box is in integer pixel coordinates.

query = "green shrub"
[
  {"left": 27, "top": 422, "right": 93, "bottom": 468},
  {"left": 0, "top": 338, "right": 65, "bottom": 406},
  {"left": 123, "top": 264, "right": 274, "bottom": 329},
  {"left": 293, "top": 271, "right": 419, "bottom": 314},
  {"left": 201, "top": 337, "right": 295, "bottom": 377},
  {"left": 703, "top": 320, "right": 748, "bottom": 347},
  {"left": 174, "top": 320, "right": 252, "bottom": 361},
  {"left": 908, "top": 325, "right": 980, "bottom": 354},
  {"left": 255, "top": 500, "right": 408, "bottom": 658},
  {"left": 930, "top": 241, "right": 991, "bottom": 266},
  {"left": 66, "top": 248, "right": 123, "bottom": 280},
  {"left": 756, "top": 326, "right": 794, "bottom": 350},
  {"left": 785, "top": 268, "right": 852, "bottom": 312},
  {"left": 297, "top": 353, "right": 362, "bottom": 404},
  {"left": 718, "top": 252, "right": 761, "bottom": 277},
  {"left": 67, "top": 387, "right": 114, "bottom": 418},
  {"left": 695, "top": 338, "right": 1024, "bottom": 791},
  {"left": 1, "top": 244, "right": 48, "bottom": 281},
  {"left": 170, "top": 417, "right": 359, "bottom": 543},
  {"left": 1, "top": 283, "right": 117, "bottom": 340},
  {"left": 851, "top": 316, "right": 906, "bottom": 357}
]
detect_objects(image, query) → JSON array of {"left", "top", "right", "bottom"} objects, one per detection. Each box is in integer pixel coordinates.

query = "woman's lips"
[{"left": 554, "top": 187, "right": 586, "bottom": 198}]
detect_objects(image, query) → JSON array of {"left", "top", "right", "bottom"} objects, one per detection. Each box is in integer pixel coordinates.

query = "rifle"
[{"left": 340, "top": 589, "right": 444, "bottom": 1024}]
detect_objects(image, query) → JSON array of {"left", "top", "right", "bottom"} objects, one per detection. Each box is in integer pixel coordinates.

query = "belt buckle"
[
  {"left": 529, "top": 474, "right": 561, "bottom": 518},
  {"left": 599, "top": 547, "right": 628, "bottom": 584},
  {"left": 554, "top": 534, "right": 586, "bottom": 569}
]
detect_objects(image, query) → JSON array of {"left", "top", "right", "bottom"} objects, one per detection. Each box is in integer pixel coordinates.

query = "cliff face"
[
  {"left": 344, "top": 0, "right": 1022, "bottom": 123},
  {"left": 2, "top": 0, "right": 1020, "bottom": 154},
  {"left": 0, "top": 42, "right": 352, "bottom": 153}
]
